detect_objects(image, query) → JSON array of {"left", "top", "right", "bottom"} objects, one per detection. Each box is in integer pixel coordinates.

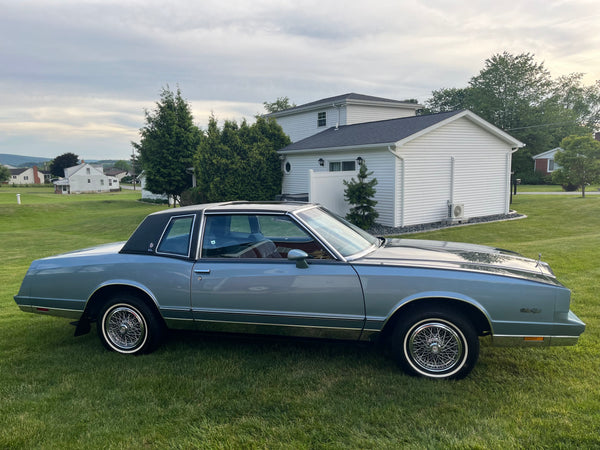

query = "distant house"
[
  {"left": 270, "top": 93, "right": 524, "bottom": 228},
  {"left": 104, "top": 168, "right": 129, "bottom": 181},
  {"left": 137, "top": 171, "right": 169, "bottom": 203},
  {"left": 54, "top": 163, "right": 119, "bottom": 194},
  {"left": 7, "top": 166, "right": 44, "bottom": 185},
  {"left": 532, "top": 148, "right": 562, "bottom": 176}
]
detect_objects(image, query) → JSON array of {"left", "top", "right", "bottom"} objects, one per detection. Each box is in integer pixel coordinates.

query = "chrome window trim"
[
  {"left": 155, "top": 214, "right": 196, "bottom": 259},
  {"left": 291, "top": 205, "right": 378, "bottom": 262},
  {"left": 198, "top": 210, "right": 339, "bottom": 261}
]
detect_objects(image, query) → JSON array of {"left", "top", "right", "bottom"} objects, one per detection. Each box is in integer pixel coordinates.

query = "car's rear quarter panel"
[{"left": 16, "top": 253, "right": 194, "bottom": 319}]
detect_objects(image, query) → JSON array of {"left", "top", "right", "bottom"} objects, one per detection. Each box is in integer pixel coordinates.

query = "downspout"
[
  {"left": 387, "top": 145, "right": 404, "bottom": 227},
  {"left": 450, "top": 156, "right": 455, "bottom": 206},
  {"left": 505, "top": 152, "right": 510, "bottom": 211},
  {"left": 507, "top": 147, "right": 520, "bottom": 210}
]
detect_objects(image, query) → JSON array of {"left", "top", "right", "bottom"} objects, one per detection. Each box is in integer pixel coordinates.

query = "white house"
[
  {"left": 268, "top": 93, "right": 421, "bottom": 142},
  {"left": 7, "top": 166, "right": 44, "bottom": 185},
  {"left": 54, "top": 163, "right": 119, "bottom": 194},
  {"left": 532, "top": 148, "right": 562, "bottom": 176},
  {"left": 271, "top": 94, "right": 524, "bottom": 228},
  {"left": 137, "top": 171, "right": 169, "bottom": 203}
]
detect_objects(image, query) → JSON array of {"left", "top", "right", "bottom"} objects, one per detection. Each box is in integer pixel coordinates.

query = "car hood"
[{"left": 355, "top": 238, "right": 560, "bottom": 285}]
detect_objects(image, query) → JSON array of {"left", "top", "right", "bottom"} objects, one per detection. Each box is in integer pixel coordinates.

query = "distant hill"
[{"left": 0, "top": 153, "right": 51, "bottom": 167}]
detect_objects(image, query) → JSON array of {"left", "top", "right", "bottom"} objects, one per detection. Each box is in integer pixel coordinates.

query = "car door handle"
[{"left": 194, "top": 269, "right": 211, "bottom": 274}]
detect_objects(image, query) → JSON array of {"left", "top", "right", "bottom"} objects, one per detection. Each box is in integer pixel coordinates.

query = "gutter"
[{"left": 278, "top": 141, "right": 397, "bottom": 155}]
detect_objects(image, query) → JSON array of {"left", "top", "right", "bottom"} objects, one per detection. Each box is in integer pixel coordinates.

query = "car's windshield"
[{"left": 295, "top": 207, "right": 379, "bottom": 258}]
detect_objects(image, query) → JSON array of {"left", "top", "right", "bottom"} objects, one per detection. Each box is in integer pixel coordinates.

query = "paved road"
[{"left": 517, "top": 191, "right": 600, "bottom": 195}]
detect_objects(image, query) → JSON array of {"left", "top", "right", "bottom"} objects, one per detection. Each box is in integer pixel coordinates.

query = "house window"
[
  {"left": 317, "top": 111, "right": 326, "bottom": 127},
  {"left": 284, "top": 162, "right": 291, "bottom": 173},
  {"left": 100, "top": 180, "right": 104, "bottom": 186},
  {"left": 24, "top": 176, "right": 29, "bottom": 181},
  {"left": 86, "top": 168, "right": 91, "bottom": 175},
  {"left": 329, "top": 160, "right": 356, "bottom": 172},
  {"left": 548, "top": 160, "right": 555, "bottom": 172},
  {"left": 88, "top": 179, "right": 91, "bottom": 183}
]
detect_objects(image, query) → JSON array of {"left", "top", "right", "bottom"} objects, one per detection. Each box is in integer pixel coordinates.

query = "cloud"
[{"left": 1, "top": 0, "right": 599, "bottom": 160}]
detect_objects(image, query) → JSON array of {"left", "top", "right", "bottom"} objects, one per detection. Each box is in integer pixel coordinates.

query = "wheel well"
[
  {"left": 84, "top": 285, "right": 161, "bottom": 323},
  {"left": 380, "top": 298, "right": 491, "bottom": 343}
]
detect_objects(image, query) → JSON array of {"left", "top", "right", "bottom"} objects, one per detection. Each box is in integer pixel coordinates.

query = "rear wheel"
[
  {"left": 98, "top": 294, "right": 164, "bottom": 354},
  {"left": 392, "top": 307, "right": 479, "bottom": 379}
]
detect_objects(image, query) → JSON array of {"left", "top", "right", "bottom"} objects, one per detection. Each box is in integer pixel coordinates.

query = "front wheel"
[
  {"left": 392, "top": 307, "right": 479, "bottom": 379},
  {"left": 98, "top": 295, "right": 164, "bottom": 354}
]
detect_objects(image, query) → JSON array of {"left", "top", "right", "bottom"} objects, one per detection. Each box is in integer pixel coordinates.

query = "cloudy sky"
[{"left": 2, "top": 0, "right": 599, "bottom": 161}]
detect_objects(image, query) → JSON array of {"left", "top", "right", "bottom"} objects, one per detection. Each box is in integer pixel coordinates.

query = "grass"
[
  {"left": 1, "top": 189, "right": 600, "bottom": 448},
  {"left": 517, "top": 184, "right": 600, "bottom": 193}
]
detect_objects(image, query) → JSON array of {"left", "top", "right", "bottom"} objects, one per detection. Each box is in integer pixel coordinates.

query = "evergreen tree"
[
  {"left": 195, "top": 116, "right": 290, "bottom": 202},
  {"left": 132, "top": 86, "right": 200, "bottom": 206},
  {"left": 343, "top": 164, "right": 379, "bottom": 230}
]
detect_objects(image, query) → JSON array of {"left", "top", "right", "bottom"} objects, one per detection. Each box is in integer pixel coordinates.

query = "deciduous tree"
[
  {"left": 49, "top": 152, "right": 79, "bottom": 177},
  {"left": 425, "top": 52, "right": 600, "bottom": 182},
  {"left": 552, "top": 135, "right": 600, "bottom": 197},
  {"left": 263, "top": 97, "right": 296, "bottom": 113},
  {"left": 0, "top": 165, "right": 10, "bottom": 184}
]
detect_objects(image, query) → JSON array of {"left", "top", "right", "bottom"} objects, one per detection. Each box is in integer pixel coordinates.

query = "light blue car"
[{"left": 14, "top": 202, "right": 585, "bottom": 379}]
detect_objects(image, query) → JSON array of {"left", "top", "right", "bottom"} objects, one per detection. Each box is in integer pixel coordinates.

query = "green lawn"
[
  {"left": 517, "top": 184, "right": 600, "bottom": 193},
  {"left": 1, "top": 190, "right": 599, "bottom": 448}
]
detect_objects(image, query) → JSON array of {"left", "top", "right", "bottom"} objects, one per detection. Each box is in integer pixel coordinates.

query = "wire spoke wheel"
[
  {"left": 104, "top": 306, "right": 147, "bottom": 351},
  {"left": 392, "top": 307, "right": 479, "bottom": 379},
  {"left": 97, "top": 295, "right": 164, "bottom": 355},
  {"left": 408, "top": 322, "right": 463, "bottom": 373}
]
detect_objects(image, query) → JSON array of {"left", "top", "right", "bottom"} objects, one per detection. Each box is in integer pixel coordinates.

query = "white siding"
[
  {"left": 398, "top": 117, "right": 513, "bottom": 227},
  {"left": 63, "top": 164, "right": 120, "bottom": 194},
  {"left": 282, "top": 154, "right": 325, "bottom": 195},
  {"left": 276, "top": 106, "right": 343, "bottom": 142},
  {"left": 9, "top": 168, "right": 35, "bottom": 185},
  {"left": 283, "top": 149, "right": 397, "bottom": 226},
  {"left": 275, "top": 103, "right": 416, "bottom": 143},
  {"left": 346, "top": 105, "right": 415, "bottom": 125}
]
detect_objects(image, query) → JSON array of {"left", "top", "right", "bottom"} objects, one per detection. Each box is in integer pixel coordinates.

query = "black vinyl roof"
[{"left": 279, "top": 110, "right": 464, "bottom": 152}]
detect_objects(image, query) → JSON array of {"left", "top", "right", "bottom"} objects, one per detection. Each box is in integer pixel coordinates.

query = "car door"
[{"left": 190, "top": 213, "right": 366, "bottom": 340}]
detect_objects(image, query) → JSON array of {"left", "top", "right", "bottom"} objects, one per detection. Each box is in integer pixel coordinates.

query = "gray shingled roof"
[
  {"left": 268, "top": 93, "right": 420, "bottom": 117},
  {"left": 295, "top": 93, "right": 415, "bottom": 109},
  {"left": 279, "top": 110, "right": 465, "bottom": 152}
]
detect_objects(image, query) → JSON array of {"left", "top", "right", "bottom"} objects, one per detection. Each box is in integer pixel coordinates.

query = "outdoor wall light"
[
  {"left": 318, "top": 158, "right": 324, "bottom": 166},
  {"left": 356, "top": 156, "right": 364, "bottom": 165}
]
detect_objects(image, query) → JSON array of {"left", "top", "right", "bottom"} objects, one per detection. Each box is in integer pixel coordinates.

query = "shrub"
[{"left": 343, "top": 164, "right": 379, "bottom": 230}]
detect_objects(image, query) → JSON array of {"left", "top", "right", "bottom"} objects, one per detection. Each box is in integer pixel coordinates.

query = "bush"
[
  {"left": 515, "top": 170, "right": 548, "bottom": 185},
  {"left": 180, "top": 187, "right": 206, "bottom": 206},
  {"left": 343, "top": 164, "right": 379, "bottom": 230}
]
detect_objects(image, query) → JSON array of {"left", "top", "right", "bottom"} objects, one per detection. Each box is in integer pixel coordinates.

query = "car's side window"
[
  {"left": 201, "top": 214, "right": 332, "bottom": 260},
  {"left": 156, "top": 215, "right": 195, "bottom": 257}
]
